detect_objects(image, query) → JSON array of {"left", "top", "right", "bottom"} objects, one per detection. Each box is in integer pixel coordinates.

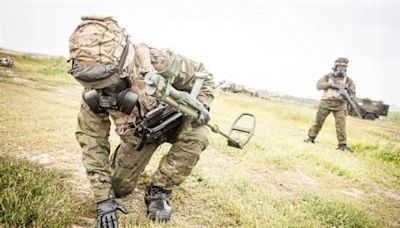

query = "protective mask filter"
[{"left": 83, "top": 81, "right": 138, "bottom": 114}]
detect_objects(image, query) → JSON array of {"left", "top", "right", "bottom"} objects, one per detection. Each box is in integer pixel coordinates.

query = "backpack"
[{"left": 68, "top": 16, "right": 133, "bottom": 89}]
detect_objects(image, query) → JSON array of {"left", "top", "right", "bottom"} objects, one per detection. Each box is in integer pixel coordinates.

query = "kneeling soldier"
[{"left": 69, "top": 16, "right": 214, "bottom": 227}]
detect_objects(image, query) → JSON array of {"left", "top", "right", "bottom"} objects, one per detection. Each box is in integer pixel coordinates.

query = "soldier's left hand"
[
  {"left": 192, "top": 106, "right": 210, "bottom": 127},
  {"left": 96, "top": 198, "right": 128, "bottom": 228}
]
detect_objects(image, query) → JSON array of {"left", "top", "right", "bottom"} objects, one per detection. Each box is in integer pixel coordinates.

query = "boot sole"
[{"left": 148, "top": 210, "right": 171, "bottom": 222}]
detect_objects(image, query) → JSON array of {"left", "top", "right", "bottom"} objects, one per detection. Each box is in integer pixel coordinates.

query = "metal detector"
[{"left": 144, "top": 72, "right": 256, "bottom": 149}]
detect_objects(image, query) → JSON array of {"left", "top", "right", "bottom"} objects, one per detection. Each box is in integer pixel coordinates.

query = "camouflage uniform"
[
  {"left": 76, "top": 47, "right": 214, "bottom": 201},
  {"left": 307, "top": 60, "right": 356, "bottom": 146}
]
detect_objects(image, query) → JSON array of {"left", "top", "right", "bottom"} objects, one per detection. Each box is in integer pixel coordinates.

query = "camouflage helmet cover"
[{"left": 334, "top": 57, "right": 349, "bottom": 67}]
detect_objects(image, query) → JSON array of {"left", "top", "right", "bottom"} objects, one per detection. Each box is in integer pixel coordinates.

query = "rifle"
[
  {"left": 332, "top": 83, "right": 363, "bottom": 118},
  {"left": 133, "top": 104, "right": 182, "bottom": 151}
]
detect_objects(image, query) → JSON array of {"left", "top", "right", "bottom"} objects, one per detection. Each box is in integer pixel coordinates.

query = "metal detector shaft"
[
  {"left": 206, "top": 123, "right": 236, "bottom": 140},
  {"left": 152, "top": 93, "right": 241, "bottom": 145}
]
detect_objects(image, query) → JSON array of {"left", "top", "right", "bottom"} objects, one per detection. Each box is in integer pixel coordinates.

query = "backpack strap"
[{"left": 117, "top": 38, "right": 130, "bottom": 74}]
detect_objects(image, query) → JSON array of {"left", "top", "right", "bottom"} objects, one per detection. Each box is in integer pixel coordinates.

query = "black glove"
[
  {"left": 97, "top": 198, "right": 128, "bottom": 228},
  {"left": 192, "top": 106, "right": 210, "bottom": 127}
]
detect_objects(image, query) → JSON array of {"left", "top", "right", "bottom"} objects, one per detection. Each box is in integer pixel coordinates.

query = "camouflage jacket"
[{"left": 317, "top": 73, "right": 356, "bottom": 110}]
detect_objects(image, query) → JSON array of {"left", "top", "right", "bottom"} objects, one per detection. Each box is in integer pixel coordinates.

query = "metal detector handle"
[{"left": 190, "top": 72, "right": 209, "bottom": 98}]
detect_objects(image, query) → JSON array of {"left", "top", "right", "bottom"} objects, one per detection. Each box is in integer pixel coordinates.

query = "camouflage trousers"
[
  {"left": 308, "top": 106, "right": 347, "bottom": 145},
  {"left": 76, "top": 102, "right": 209, "bottom": 201},
  {"left": 110, "top": 116, "right": 209, "bottom": 198}
]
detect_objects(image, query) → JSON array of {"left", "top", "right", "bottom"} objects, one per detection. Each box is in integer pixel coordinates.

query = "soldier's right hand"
[
  {"left": 97, "top": 198, "right": 128, "bottom": 228},
  {"left": 192, "top": 106, "right": 210, "bottom": 127},
  {"left": 328, "top": 82, "right": 339, "bottom": 90}
]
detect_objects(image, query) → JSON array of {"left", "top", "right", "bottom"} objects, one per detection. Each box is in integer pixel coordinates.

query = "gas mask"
[
  {"left": 333, "top": 66, "right": 347, "bottom": 77},
  {"left": 333, "top": 70, "right": 346, "bottom": 77},
  {"left": 83, "top": 79, "right": 138, "bottom": 114}
]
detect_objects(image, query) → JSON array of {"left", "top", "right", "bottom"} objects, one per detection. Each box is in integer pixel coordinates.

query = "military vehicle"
[
  {"left": 348, "top": 98, "right": 390, "bottom": 121},
  {"left": 218, "top": 82, "right": 259, "bottom": 97},
  {"left": 0, "top": 56, "right": 16, "bottom": 68}
]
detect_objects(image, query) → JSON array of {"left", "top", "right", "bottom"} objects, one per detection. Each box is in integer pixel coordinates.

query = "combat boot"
[
  {"left": 144, "top": 185, "right": 172, "bottom": 222},
  {"left": 304, "top": 137, "right": 315, "bottom": 144},
  {"left": 337, "top": 144, "right": 353, "bottom": 152}
]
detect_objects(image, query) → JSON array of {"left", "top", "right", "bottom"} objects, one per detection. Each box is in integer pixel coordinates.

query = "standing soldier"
[
  {"left": 68, "top": 16, "right": 214, "bottom": 227},
  {"left": 304, "top": 58, "right": 355, "bottom": 152}
]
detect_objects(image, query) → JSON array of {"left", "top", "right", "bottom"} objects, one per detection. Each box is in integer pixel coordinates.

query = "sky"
[{"left": 1, "top": 0, "right": 399, "bottom": 105}]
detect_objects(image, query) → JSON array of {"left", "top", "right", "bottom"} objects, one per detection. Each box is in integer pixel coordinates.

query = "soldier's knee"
[
  {"left": 169, "top": 140, "right": 204, "bottom": 168},
  {"left": 180, "top": 148, "right": 201, "bottom": 168},
  {"left": 184, "top": 137, "right": 209, "bottom": 153}
]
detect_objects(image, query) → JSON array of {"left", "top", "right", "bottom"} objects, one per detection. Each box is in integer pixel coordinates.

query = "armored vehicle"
[
  {"left": 348, "top": 98, "right": 390, "bottom": 121},
  {"left": 218, "top": 82, "right": 259, "bottom": 97}
]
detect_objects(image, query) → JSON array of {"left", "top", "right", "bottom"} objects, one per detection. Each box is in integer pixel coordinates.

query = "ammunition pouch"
[
  {"left": 83, "top": 80, "right": 138, "bottom": 115},
  {"left": 134, "top": 103, "right": 183, "bottom": 150}
]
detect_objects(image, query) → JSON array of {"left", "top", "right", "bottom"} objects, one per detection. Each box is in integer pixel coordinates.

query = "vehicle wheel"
[{"left": 364, "top": 113, "right": 376, "bottom": 121}]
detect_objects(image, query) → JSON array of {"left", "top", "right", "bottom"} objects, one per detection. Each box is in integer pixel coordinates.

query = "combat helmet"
[{"left": 334, "top": 57, "right": 349, "bottom": 67}]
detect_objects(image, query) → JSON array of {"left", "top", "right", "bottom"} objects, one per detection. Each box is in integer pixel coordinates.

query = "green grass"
[
  {"left": 0, "top": 50, "right": 399, "bottom": 227},
  {"left": 294, "top": 193, "right": 381, "bottom": 227},
  {"left": 353, "top": 142, "right": 400, "bottom": 165},
  {"left": 0, "top": 155, "right": 93, "bottom": 227},
  {"left": 385, "top": 111, "right": 400, "bottom": 122},
  {"left": 0, "top": 51, "right": 75, "bottom": 86}
]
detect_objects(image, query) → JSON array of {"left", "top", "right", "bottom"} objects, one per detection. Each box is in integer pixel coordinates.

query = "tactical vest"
[{"left": 322, "top": 74, "right": 347, "bottom": 100}]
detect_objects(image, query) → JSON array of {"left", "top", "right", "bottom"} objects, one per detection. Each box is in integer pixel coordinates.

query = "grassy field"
[{"left": 0, "top": 50, "right": 399, "bottom": 227}]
